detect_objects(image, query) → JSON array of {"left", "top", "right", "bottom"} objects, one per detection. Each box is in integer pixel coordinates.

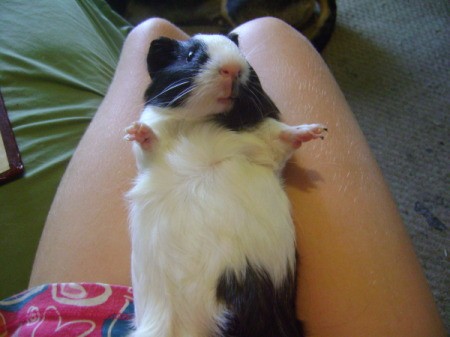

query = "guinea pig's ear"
[
  {"left": 147, "top": 37, "right": 179, "bottom": 77},
  {"left": 227, "top": 33, "right": 239, "bottom": 47}
]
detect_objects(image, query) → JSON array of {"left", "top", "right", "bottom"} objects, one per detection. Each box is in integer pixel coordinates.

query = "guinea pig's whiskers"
[
  {"left": 247, "top": 83, "right": 266, "bottom": 105},
  {"left": 167, "top": 85, "right": 196, "bottom": 106},
  {"left": 247, "top": 85, "right": 265, "bottom": 120},
  {"left": 146, "top": 80, "right": 191, "bottom": 105}
]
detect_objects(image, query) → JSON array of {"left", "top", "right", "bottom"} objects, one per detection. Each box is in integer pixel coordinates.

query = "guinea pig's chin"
[
  {"left": 209, "top": 96, "right": 235, "bottom": 114},
  {"left": 183, "top": 96, "right": 233, "bottom": 117},
  {"left": 215, "top": 98, "right": 234, "bottom": 113}
]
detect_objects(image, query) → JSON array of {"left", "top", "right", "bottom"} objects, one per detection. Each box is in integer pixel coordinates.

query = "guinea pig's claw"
[
  {"left": 124, "top": 121, "right": 157, "bottom": 150},
  {"left": 280, "top": 123, "right": 327, "bottom": 149}
]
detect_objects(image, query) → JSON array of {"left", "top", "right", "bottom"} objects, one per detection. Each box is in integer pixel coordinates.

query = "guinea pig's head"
[{"left": 145, "top": 33, "right": 280, "bottom": 130}]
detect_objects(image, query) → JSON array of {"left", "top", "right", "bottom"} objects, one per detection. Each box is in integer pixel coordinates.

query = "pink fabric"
[{"left": 0, "top": 283, "right": 134, "bottom": 337}]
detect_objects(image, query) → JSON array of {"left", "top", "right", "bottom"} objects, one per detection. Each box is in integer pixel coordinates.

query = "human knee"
[
  {"left": 129, "top": 18, "right": 175, "bottom": 38},
  {"left": 125, "top": 18, "right": 187, "bottom": 48},
  {"left": 234, "top": 16, "right": 312, "bottom": 48},
  {"left": 241, "top": 17, "right": 292, "bottom": 31}
]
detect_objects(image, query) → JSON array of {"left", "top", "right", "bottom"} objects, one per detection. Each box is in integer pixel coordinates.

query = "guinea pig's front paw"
[
  {"left": 124, "top": 121, "right": 157, "bottom": 150},
  {"left": 279, "top": 124, "right": 328, "bottom": 149}
]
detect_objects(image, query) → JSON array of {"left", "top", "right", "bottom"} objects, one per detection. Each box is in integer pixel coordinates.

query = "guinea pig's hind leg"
[
  {"left": 279, "top": 124, "right": 327, "bottom": 149},
  {"left": 124, "top": 122, "right": 157, "bottom": 150}
]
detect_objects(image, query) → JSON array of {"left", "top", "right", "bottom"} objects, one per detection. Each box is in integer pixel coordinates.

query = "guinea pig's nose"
[{"left": 219, "top": 64, "right": 241, "bottom": 79}]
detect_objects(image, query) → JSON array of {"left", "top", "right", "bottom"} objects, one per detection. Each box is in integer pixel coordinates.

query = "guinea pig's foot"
[
  {"left": 124, "top": 122, "right": 157, "bottom": 150},
  {"left": 279, "top": 124, "right": 327, "bottom": 149}
]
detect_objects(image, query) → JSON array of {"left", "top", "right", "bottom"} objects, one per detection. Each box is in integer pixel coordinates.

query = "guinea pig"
[{"left": 125, "top": 33, "right": 326, "bottom": 337}]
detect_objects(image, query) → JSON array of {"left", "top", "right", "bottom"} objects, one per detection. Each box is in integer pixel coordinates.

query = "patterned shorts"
[{"left": 0, "top": 283, "right": 134, "bottom": 337}]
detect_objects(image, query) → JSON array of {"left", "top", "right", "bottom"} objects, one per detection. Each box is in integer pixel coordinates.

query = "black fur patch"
[
  {"left": 145, "top": 37, "right": 209, "bottom": 108},
  {"left": 227, "top": 33, "right": 240, "bottom": 46},
  {"left": 145, "top": 35, "right": 280, "bottom": 130},
  {"left": 216, "top": 263, "right": 304, "bottom": 337},
  {"left": 213, "top": 66, "right": 280, "bottom": 131}
]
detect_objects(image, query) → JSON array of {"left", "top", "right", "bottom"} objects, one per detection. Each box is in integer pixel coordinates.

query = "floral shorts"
[{"left": 0, "top": 283, "right": 134, "bottom": 337}]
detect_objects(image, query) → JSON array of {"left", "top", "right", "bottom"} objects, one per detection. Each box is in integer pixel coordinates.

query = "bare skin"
[{"left": 29, "top": 17, "right": 445, "bottom": 337}]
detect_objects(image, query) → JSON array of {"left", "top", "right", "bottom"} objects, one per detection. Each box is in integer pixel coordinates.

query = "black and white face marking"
[
  {"left": 145, "top": 37, "right": 209, "bottom": 108},
  {"left": 144, "top": 34, "right": 280, "bottom": 130},
  {"left": 213, "top": 66, "right": 280, "bottom": 131}
]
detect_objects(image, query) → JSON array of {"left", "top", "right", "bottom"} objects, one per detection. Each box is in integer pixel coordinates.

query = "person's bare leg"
[
  {"left": 233, "top": 17, "right": 445, "bottom": 337},
  {"left": 29, "top": 16, "right": 445, "bottom": 337},
  {"left": 29, "top": 18, "right": 188, "bottom": 287}
]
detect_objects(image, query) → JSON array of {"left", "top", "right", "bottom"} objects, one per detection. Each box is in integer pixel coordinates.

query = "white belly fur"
[{"left": 127, "top": 114, "right": 296, "bottom": 335}]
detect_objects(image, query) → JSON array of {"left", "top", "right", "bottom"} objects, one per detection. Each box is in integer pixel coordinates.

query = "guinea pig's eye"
[{"left": 187, "top": 50, "right": 195, "bottom": 62}]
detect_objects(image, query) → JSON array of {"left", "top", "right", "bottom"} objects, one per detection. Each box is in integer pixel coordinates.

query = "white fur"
[
  {"left": 126, "top": 35, "right": 314, "bottom": 337},
  {"left": 158, "top": 34, "right": 250, "bottom": 120},
  {"left": 127, "top": 115, "right": 298, "bottom": 337}
]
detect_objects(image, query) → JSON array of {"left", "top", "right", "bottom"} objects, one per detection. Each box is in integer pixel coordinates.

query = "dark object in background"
[
  {"left": 106, "top": 0, "right": 336, "bottom": 52},
  {"left": 0, "top": 90, "right": 24, "bottom": 185}
]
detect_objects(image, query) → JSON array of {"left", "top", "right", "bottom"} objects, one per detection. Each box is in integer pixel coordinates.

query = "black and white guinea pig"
[
  {"left": 143, "top": 32, "right": 280, "bottom": 130},
  {"left": 125, "top": 33, "right": 326, "bottom": 337}
]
